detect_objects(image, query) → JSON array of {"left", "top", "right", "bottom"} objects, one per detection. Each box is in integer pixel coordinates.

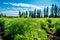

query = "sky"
[{"left": 0, "top": 0, "right": 60, "bottom": 16}]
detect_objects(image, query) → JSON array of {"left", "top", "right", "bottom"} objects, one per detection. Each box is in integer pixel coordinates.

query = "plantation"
[{"left": 0, "top": 18, "right": 60, "bottom": 40}]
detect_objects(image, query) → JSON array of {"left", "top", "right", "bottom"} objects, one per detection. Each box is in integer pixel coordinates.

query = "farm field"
[{"left": 0, "top": 18, "right": 60, "bottom": 40}]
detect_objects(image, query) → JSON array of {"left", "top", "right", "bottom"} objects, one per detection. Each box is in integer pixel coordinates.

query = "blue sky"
[{"left": 0, "top": 0, "right": 60, "bottom": 16}]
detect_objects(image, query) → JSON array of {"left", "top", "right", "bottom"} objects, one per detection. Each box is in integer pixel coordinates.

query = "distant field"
[{"left": 0, "top": 18, "right": 60, "bottom": 40}]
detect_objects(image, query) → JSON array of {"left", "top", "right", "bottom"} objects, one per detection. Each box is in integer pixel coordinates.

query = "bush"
[
  {"left": 47, "top": 19, "right": 52, "bottom": 23},
  {"left": 14, "top": 29, "right": 48, "bottom": 40},
  {"left": 0, "top": 18, "right": 5, "bottom": 27},
  {"left": 53, "top": 27, "right": 60, "bottom": 40},
  {"left": 52, "top": 20, "right": 60, "bottom": 32},
  {"left": 4, "top": 18, "right": 48, "bottom": 40},
  {"left": 54, "top": 27, "right": 60, "bottom": 37}
]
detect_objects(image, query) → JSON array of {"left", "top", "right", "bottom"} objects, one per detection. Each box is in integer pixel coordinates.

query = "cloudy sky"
[{"left": 0, "top": 0, "right": 60, "bottom": 16}]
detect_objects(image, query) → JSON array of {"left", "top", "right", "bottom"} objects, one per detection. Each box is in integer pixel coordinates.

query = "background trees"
[
  {"left": 10, "top": 4, "right": 60, "bottom": 18},
  {"left": 37, "top": 9, "right": 41, "bottom": 18},
  {"left": 44, "top": 7, "right": 49, "bottom": 18},
  {"left": 49, "top": 4, "right": 58, "bottom": 18},
  {"left": 0, "top": 13, "right": 6, "bottom": 17}
]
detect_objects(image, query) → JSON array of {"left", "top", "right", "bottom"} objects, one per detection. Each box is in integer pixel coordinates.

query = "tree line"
[
  {"left": 19, "top": 4, "right": 60, "bottom": 18},
  {"left": 0, "top": 4, "right": 60, "bottom": 18}
]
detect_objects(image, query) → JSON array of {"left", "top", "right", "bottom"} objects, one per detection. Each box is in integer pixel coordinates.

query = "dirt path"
[{"left": 45, "top": 30, "right": 60, "bottom": 40}]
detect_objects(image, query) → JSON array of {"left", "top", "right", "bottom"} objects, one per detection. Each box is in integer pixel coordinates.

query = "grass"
[{"left": 0, "top": 18, "right": 60, "bottom": 40}]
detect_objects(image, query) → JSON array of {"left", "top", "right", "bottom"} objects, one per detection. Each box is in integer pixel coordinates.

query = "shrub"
[
  {"left": 0, "top": 18, "right": 5, "bottom": 27},
  {"left": 4, "top": 18, "right": 48, "bottom": 40}
]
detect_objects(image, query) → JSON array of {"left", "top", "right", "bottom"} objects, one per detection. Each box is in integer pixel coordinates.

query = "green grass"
[{"left": 0, "top": 18, "right": 60, "bottom": 40}]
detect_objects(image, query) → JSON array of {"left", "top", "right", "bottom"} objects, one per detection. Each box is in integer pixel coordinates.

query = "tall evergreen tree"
[
  {"left": 22, "top": 12, "right": 26, "bottom": 17},
  {"left": 50, "top": 4, "right": 54, "bottom": 17},
  {"left": 44, "top": 8, "right": 45, "bottom": 17},
  {"left": 25, "top": 11, "right": 28, "bottom": 18},
  {"left": 44, "top": 8, "right": 48, "bottom": 17},
  {"left": 54, "top": 4, "right": 58, "bottom": 17},
  {"left": 58, "top": 8, "right": 60, "bottom": 17},
  {"left": 29, "top": 11, "right": 34, "bottom": 17},
  {"left": 46, "top": 7, "right": 49, "bottom": 17},
  {"left": 34, "top": 9, "right": 37, "bottom": 18},
  {"left": 37, "top": 9, "right": 41, "bottom": 18},
  {"left": 19, "top": 10, "right": 21, "bottom": 17}
]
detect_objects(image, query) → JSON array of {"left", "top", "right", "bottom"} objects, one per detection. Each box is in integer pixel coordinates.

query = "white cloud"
[
  {"left": 3, "top": 2, "right": 44, "bottom": 9},
  {"left": 2, "top": 2, "right": 52, "bottom": 16},
  {"left": 2, "top": 10, "right": 19, "bottom": 16}
]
